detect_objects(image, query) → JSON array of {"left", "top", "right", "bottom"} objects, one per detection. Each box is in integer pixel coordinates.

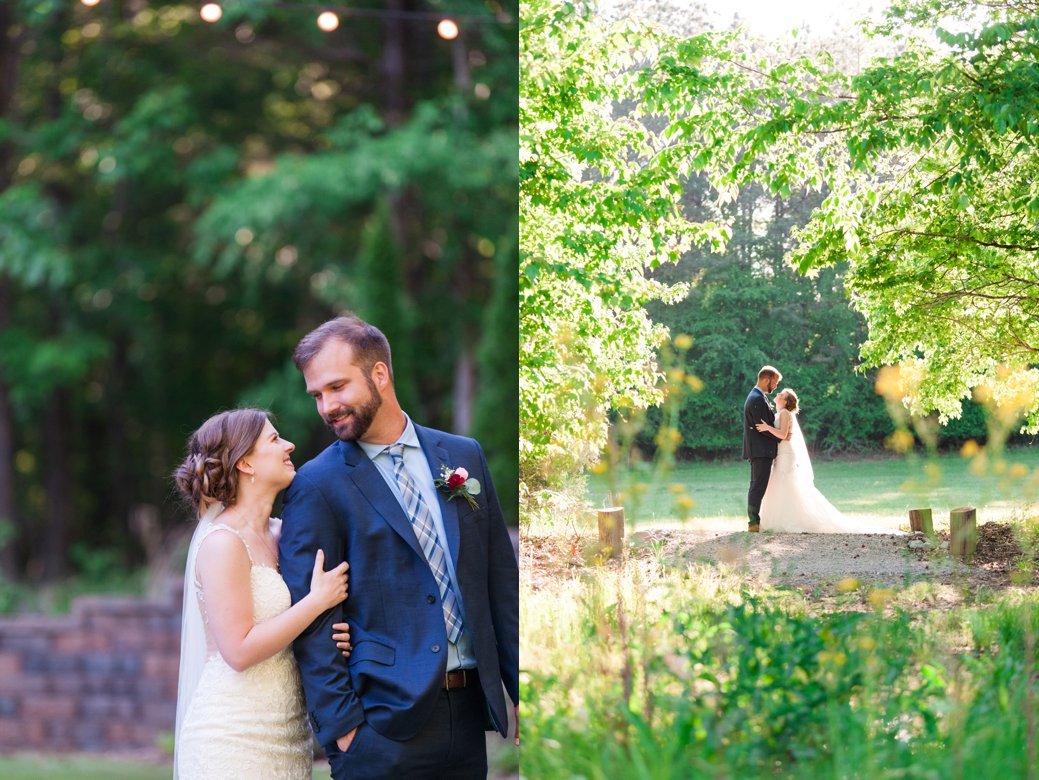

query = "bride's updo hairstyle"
[
  {"left": 781, "top": 389, "right": 800, "bottom": 413},
  {"left": 174, "top": 408, "right": 269, "bottom": 513}
]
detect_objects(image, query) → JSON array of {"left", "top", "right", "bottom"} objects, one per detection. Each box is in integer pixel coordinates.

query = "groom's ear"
[{"left": 371, "top": 361, "right": 391, "bottom": 391}]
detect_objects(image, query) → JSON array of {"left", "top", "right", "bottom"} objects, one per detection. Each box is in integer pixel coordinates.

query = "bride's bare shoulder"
[{"left": 197, "top": 527, "right": 251, "bottom": 566}]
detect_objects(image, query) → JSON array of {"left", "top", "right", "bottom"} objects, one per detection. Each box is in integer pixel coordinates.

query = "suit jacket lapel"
[
  {"left": 337, "top": 440, "right": 425, "bottom": 560},
  {"left": 757, "top": 387, "right": 774, "bottom": 414},
  {"left": 415, "top": 425, "right": 461, "bottom": 565}
]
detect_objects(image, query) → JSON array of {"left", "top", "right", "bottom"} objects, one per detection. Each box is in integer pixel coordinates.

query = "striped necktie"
[{"left": 386, "top": 444, "right": 463, "bottom": 643}]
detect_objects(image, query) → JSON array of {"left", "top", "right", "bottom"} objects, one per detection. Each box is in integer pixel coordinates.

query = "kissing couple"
[
  {"left": 173, "top": 315, "right": 520, "bottom": 779},
  {"left": 743, "top": 364, "right": 903, "bottom": 535}
]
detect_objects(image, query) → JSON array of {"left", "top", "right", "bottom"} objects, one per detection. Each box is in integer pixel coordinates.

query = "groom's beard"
[{"left": 324, "top": 378, "right": 383, "bottom": 442}]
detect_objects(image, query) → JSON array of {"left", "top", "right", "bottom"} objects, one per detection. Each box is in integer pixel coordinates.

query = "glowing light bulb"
[
  {"left": 317, "top": 11, "right": 340, "bottom": 31},
  {"left": 437, "top": 19, "right": 459, "bottom": 40},
  {"left": 200, "top": 3, "right": 222, "bottom": 23}
]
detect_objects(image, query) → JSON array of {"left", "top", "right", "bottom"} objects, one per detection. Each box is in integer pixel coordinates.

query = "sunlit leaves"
[
  {"left": 666, "top": 0, "right": 1039, "bottom": 433},
  {"left": 520, "top": 0, "right": 708, "bottom": 486}
]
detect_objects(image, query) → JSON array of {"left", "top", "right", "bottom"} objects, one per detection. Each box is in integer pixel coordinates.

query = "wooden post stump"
[
  {"left": 908, "top": 508, "right": 934, "bottom": 536},
  {"left": 950, "top": 506, "right": 977, "bottom": 559},
  {"left": 598, "top": 507, "right": 624, "bottom": 559}
]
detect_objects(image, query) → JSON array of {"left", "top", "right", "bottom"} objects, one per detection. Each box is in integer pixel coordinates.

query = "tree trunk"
[
  {"left": 381, "top": 0, "right": 408, "bottom": 126},
  {"left": 0, "top": 2, "right": 23, "bottom": 580},
  {"left": 908, "top": 507, "right": 933, "bottom": 536},
  {"left": 950, "top": 506, "right": 977, "bottom": 559},
  {"left": 106, "top": 338, "right": 132, "bottom": 540},
  {"left": 598, "top": 507, "right": 624, "bottom": 559},
  {"left": 0, "top": 295, "right": 18, "bottom": 579},
  {"left": 452, "top": 346, "right": 474, "bottom": 435},
  {"left": 42, "top": 386, "right": 73, "bottom": 580}
]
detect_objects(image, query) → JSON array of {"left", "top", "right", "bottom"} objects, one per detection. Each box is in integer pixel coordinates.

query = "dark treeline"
[
  {"left": 0, "top": 0, "right": 518, "bottom": 587},
  {"left": 645, "top": 178, "right": 994, "bottom": 459}
]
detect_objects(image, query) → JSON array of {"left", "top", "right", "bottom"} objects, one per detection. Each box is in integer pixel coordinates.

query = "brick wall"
[
  {"left": 0, "top": 530, "right": 519, "bottom": 754},
  {"left": 0, "top": 579, "right": 182, "bottom": 752}
]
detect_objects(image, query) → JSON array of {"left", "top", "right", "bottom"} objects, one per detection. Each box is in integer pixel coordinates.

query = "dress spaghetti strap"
[{"left": 204, "top": 523, "right": 256, "bottom": 562}]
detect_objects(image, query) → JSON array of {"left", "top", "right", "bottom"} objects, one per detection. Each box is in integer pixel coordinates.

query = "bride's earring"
[{"left": 251, "top": 475, "right": 255, "bottom": 485}]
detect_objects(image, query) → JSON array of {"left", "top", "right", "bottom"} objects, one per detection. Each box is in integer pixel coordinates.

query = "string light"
[
  {"left": 437, "top": 19, "right": 459, "bottom": 40},
  {"left": 200, "top": 3, "right": 223, "bottom": 23},
  {"left": 317, "top": 11, "right": 340, "bottom": 31},
  {"left": 79, "top": 2, "right": 513, "bottom": 31}
]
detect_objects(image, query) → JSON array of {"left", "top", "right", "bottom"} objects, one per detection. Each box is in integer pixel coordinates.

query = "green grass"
[
  {"left": 585, "top": 445, "right": 1039, "bottom": 524},
  {"left": 528, "top": 447, "right": 1039, "bottom": 778},
  {"left": 0, "top": 741, "right": 518, "bottom": 779},
  {"left": 522, "top": 550, "right": 1039, "bottom": 779},
  {"left": 0, "top": 756, "right": 171, "bottom": 780},
  {"left": 0, "top": 757, "right": 355, "bottom": 780}
]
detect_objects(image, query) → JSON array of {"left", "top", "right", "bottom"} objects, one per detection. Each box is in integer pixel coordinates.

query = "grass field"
[
  {"left": 584, "top": 445, "right": 1039, "bottom": 526},
  {"left": 525, "top": 446, "right": 1039, "bottom": 778},
  {"left": 0, "top": 735, "right": 519, "bottom": 779},
  {"left": 0, "top": 756, "right": 341, "bottom": 780},
  {"left": 0, "top": 756, "right": 171, "bottom": 780}
]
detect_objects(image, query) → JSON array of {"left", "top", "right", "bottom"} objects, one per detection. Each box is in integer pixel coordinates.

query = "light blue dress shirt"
[{"left": 358, "top": 415, "right": 476, "bottom": 671}]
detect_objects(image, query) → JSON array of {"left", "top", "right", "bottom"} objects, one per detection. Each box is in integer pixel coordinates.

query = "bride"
[
  {"left": 754, "top": 390, "right": 900, "bottom": 534},
  {"left": 173, "top": 408, "right": 353, "bottom": 780}
]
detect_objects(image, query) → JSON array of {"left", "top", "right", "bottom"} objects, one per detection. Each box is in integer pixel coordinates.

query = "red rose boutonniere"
[{"left": 434, "top": 465, "right": 481, "bottom": 509}]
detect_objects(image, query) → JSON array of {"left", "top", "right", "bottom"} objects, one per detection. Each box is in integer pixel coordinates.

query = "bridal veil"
[{"left": 174, "top": 501, "right": 222, "bottom": 780}]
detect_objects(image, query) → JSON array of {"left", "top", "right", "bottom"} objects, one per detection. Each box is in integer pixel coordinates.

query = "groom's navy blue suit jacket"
[
  {"left": 278, "top": 423, "right": 519, "bottom": 747},
  {"left": 742, "top": 387, "right": 778, "bottom": 460}
]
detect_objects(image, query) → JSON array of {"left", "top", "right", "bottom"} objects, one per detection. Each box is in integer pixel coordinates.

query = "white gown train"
[{"left": 760, "top": 410, "right": 900, "bottom": 534}]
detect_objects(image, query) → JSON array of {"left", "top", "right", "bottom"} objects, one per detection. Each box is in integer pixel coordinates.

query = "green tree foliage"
[
  {"left": 1, "top": 0, "right": 518, "bottom": 583},
  {"left": 473, "top": 230, "right": 521, "bottom": 522},
  {"left": 519, "top": 0, "right": 734, "bottom": 489},
  {"left": 647, "top": 181, "right": 894, "bottom": 455},
  {"left": 656, "top": 0, "right": 1039, "bottom": 431},
  {"left": 521, "top": 0, "right": 1029, "bottom": 486}
]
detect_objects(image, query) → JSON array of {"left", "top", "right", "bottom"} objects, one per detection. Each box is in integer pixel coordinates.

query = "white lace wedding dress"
[
  {"left": 175, "top": 522, "right": 312, "bottom": 780},
  {"left": 760, "top": 410, "right": 898, "bottom": 534}
]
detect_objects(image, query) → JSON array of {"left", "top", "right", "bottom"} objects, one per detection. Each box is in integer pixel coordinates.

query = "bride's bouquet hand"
[
  {"left": 331, "top": 622, "right": 352, "bottom": 658},
  {"left": 310, "top": 549, "right": 350, "bottom": 610}
]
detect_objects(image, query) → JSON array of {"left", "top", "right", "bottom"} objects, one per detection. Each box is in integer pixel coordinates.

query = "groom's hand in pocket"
[
  {"left": 336, "top": 727, "right": 358, "bottom": 752},
  {"left": 331, "top": 622, "right": 352, "bottom": 658}
]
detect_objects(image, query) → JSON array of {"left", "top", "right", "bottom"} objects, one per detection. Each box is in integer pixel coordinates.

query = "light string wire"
[{"left": 79, "top": 0, "right": 514, "bottom": 25}]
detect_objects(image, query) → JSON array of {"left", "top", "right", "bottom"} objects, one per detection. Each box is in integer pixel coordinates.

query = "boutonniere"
[{"left": 434, "top": 465, "right": 481, "bottom": 509}]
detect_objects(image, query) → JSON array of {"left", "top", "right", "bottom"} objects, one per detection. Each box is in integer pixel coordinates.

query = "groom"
[
  {"left": 279, "top": 315, "right": 519, "bottom": 779},
  {"left": 742, "top": 365, "right": 784, "bottom": 533}
]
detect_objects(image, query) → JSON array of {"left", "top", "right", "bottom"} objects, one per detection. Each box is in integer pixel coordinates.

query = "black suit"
[{"left": 742, "top": 387, "right": 777, "bottom": 526}]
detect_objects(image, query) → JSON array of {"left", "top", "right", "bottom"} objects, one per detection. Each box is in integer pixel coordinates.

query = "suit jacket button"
[
  {"left": 426, "top": 594, "right": 436, "bottom": 604},
  {"left": 431, "top": 644, "right": 441, "bottom": 653}
]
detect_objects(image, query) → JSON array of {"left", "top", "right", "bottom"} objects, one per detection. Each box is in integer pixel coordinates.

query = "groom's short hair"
[
  {"left": 293, "top": 314, "right": 394, "bottom": 380},
  {"left": 758, "top": 365, "right": 782, "bottom": 382}
]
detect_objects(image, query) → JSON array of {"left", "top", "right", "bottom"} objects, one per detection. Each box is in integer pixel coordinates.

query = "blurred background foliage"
[{"left": 0, "top": 0, "right": 518, "bottom": 597}]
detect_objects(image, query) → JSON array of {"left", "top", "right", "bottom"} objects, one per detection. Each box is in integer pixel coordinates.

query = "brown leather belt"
[{"left": 443, "top": 669, "right": 477, "bottom": 690}]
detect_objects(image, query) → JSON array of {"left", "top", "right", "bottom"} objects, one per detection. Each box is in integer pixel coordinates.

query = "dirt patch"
[
  {"left": 520, "top": 521, "right": 1038, "bottom": 596},
  {"left": 520, "top": 532, "right": 593, "bottom": 592}
]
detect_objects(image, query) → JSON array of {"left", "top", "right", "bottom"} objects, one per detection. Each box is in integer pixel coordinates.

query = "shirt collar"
[{"left": 358, "top": 414, "right": 420, "bottom": 460}]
